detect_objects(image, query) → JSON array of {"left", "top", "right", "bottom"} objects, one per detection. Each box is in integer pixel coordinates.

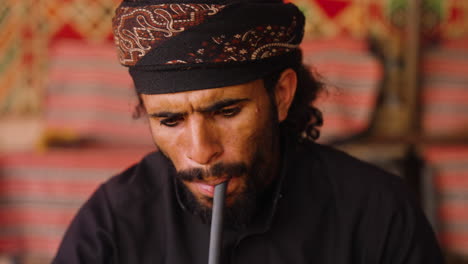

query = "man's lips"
[{"left": 192, "top": 178, "right": 234, "bottom": 197}]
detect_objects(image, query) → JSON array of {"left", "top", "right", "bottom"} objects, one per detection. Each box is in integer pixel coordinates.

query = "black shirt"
[{"left": 53, "top": 141, "right": 444, "bottom": 264}]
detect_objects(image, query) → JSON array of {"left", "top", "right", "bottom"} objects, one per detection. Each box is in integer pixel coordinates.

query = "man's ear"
[{"left": 274, "top": 68, "right": 297, "bottom": 122}]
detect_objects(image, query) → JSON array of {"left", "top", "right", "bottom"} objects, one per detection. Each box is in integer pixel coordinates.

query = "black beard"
[
  {"left": 174, "top": 123, "right": 278, "bottom": 229},
  {"left": 175, "top": 174, "right": 259, "bottom": 230}
]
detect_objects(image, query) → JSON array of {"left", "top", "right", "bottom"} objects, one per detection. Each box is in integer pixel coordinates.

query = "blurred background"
[{"left": 0, "top": 0, "right": 467, "bottom": 263}]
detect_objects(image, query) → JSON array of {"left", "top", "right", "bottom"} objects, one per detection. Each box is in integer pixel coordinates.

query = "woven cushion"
[
  {"left": 424, "top": 145, "right": 468, "bottom": 257},
  {"left": 44, "top": 40, "right": 153, "bottom": 147},
  {"left": 421, "top": 38, "right": 468, "bottom": 139},
  {"left": 301, "top": 37, "right": 382, "bottom": 143},
  {"left": 0, "top": 147, "right": 153, "bottom": 259}
]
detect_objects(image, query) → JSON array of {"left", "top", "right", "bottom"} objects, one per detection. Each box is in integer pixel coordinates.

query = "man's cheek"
[
  {"left": 234, "top": 138, "right": 260, "bottom": 163},
  {"left": 153, "top": 139, "right": 184, "bottom": 169}
]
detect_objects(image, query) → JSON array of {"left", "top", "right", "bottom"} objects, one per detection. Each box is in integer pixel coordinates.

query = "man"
[{"left": 53, "top": 0, "right": 444, "bottom": 263}]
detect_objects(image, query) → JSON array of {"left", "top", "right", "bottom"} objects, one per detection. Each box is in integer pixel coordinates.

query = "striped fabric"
[
  {"left": 424, "top": 146, "right": 468, "bottom": 257},
  {"left": 301, "top": 37, "right": 383, "bottom": 143},
  {"left": 1, "top": 0, "right": 121, "bottom": 116},
  {"left": 0, "top": 147, "right": 153, "bottom": 260},
  {"left": 45, "top": 40, "right": 153, "bottom": 147},
  {"left": 421, "top": 38, "right": 468, "bottom": 138}
]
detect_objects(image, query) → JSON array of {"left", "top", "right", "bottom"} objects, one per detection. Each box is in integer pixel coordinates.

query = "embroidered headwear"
[{"left": 112, "top": 0, "right": 305, "bottom": 94}]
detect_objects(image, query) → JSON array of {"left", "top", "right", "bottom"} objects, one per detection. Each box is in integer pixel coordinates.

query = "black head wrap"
[{"left": 112, "top": 0, "right": 305, "bottom": 94}]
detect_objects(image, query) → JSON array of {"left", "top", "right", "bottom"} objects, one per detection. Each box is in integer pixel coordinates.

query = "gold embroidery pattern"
[{"left": 113, "top": 4, "right": 225, "bottom": 66}]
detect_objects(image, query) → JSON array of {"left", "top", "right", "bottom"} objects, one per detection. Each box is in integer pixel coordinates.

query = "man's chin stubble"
[{"left": 175, "top": 178, "right": 258, "bottom": 229}]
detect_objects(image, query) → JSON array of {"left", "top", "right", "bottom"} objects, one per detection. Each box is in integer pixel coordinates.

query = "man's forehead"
[{"left": 141, "top": 79, "right": 264, "bottom": 112}]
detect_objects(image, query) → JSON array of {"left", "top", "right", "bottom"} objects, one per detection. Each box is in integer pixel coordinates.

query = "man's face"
[{"left": 141, "top": 79, "right": 280, "bottom": 212}]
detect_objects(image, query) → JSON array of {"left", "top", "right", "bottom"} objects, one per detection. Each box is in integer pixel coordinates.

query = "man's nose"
[{"left": 185, "top": 118, "right": 222, "bottom": 165}]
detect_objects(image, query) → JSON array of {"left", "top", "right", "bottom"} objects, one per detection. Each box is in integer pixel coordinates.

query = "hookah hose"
[{"left": 208, "top": 181, "right": 227, "bottom": 264}]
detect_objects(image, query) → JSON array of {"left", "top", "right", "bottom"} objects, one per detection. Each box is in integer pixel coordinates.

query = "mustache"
[{"left": 176, "top": 162, "right": 248, "bottom": 182}]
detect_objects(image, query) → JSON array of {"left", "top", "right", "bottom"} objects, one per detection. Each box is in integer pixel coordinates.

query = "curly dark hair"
[
  {"left": 262, "top": 63, "right": 324, "bottom": 142},
  {"left": 132, "top": 61, "right": 324, "bottom": 142}
]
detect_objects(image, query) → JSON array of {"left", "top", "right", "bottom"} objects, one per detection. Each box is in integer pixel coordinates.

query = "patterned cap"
[{"left": 112, "top": 0, "right": 305, "bottom": 94}]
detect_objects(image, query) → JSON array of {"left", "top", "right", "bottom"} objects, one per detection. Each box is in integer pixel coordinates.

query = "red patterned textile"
[
  {"left": 0, "top": 147, "right": 153, "bottom": 259},
  {"left": 44, "top": 40, "right": 153, "bottom": 146},
  {"left": 113, "top": 4, "right": 226, "bottom": 66},
  {"left": 112, "top": 2, "right": 304, "bottom": 71},
  {"left": 421, "top": 38, "right": 468, "bottom": 138},
  {"left": 0, "top": 0, "right": 121, "bottom": 116},
  {"left": 290, "top": 0, "right": 369, "bottom": 39},
  {"left": 431, "top": 1, "right": 468, "bottom": 41},
  {"left": 424, "top": 146, "right": 468, "bottom": 257},
  {"left": 302, "top": 37, "right": 383, "bottom": 142},
  {"left": 180, "top": 21, "right": 300, "bottom": 64}
]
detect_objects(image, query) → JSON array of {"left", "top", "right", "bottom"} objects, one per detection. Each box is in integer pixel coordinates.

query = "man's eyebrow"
[
  {"left": 197, "top": 98, "right": 250, "bottom": 113},
  {"left": 148, "top": 98, "right": 249, "bottom": 118},
  {"left": 149, "top": 111, "right": 186, "bottom": 118}
]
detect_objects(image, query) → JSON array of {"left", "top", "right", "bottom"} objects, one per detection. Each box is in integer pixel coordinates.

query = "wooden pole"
[{"left": 405, "top": 0, "right": 422, "bottom": 139}]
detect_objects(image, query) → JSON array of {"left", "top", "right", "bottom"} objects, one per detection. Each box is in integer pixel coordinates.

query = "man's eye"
[
  {"left": 160, "top": 117, "right": 183, "bottom": 127},
  {"left": 217, "top": 107, "right": 241, "bottom": 117}
]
